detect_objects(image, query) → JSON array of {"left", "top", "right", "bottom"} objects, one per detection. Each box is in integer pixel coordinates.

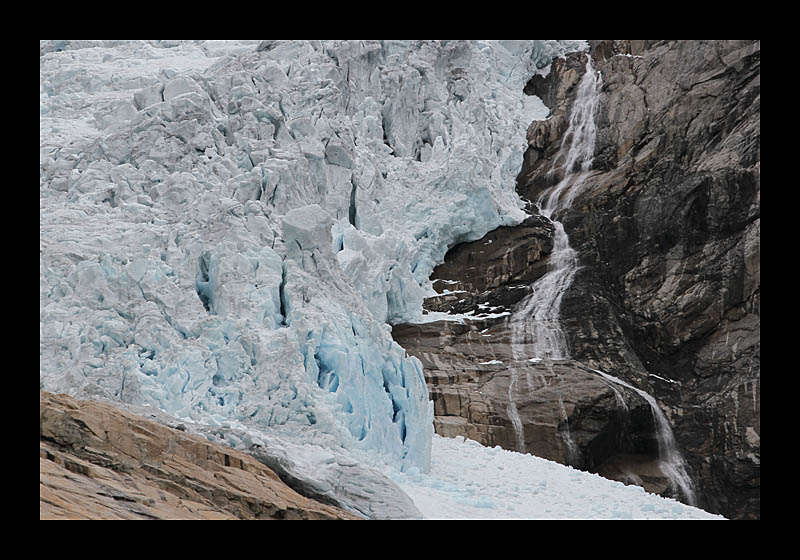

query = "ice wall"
[{"left": 40, "top": 40, "right": 585, "bottom": 474}]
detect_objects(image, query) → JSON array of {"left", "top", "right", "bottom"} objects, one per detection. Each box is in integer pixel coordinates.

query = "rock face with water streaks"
[
  {"left": 393, "top": 233, "right": 686, "bottom": 500},
  {"left": 394, "top": 40, "right": 760, "bottom": 519},
  {"left": 554, "top": 40, "right": 760, "bottom": 520}
]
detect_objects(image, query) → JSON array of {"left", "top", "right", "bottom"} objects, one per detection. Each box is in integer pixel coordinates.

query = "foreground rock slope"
[{"left": 40, "top": 391, "right": 359, "bottom": 519}]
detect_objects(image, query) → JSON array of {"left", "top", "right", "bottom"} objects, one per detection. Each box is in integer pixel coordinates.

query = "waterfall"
[
  {"left": 506, "top": 375, "right": 526, "bottom": 452},
  {"left": 499, "top": 52, "right": 697, "bottom": 509},
  {"left": 592, "top": 369, "right": 698, "bottom": 506},
  {"left": 558, "top": 396, "right": 580, "bottom": 465},
  {"left": 509, "top": 53, "right": 602, "bottom": 363},
  {"left": 504, "top": 54, "right": 601, "bottom": 451}
]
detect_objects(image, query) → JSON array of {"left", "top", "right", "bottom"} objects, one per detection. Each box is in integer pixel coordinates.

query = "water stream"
[
  {"left": 505, "top": 53, "right": 601, "bottom": 450},
  {"left": 503, "top": 54, "right": 696, "bottom": 509},
  {"left": 509, "top": 53, "right": 602, "bottom": 363},
  {"left": 592, "top": 369, "right": 698, "bottom": 506}
]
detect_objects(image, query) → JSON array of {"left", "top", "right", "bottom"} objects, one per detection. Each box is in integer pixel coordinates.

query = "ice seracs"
[{"left": 40, "top": 40, "right": 585, "bottom": 479}]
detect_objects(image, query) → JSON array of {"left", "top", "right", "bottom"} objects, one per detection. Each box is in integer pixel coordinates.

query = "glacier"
[{"left": 40, "top": 40, "right": 587, "bottom": 479}]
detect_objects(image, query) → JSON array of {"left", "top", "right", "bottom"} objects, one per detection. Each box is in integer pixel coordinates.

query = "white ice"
[{"left": 40, "top": 39, "right": 582, "bottom": 476}]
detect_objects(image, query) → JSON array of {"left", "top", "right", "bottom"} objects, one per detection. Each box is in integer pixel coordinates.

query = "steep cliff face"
[
  {"left": 394, "top": 40, "right": 760, "bottom": 519},
  {"left": 545, "top": 39, "right": 760, "bottom": 520}
]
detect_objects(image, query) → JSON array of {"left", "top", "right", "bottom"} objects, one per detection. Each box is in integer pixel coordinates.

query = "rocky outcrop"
[
  {"left": 393, "top": 318, "right": 676, "bottom": 494},
  {"left": 395, "top": 40, "right": 759, "bottom": 519},
  {"left": 40, "top": 391, "right": 360, "bottom": 520},
  {"left": 394, "top": 234, "right": 687, "bottom": 500}
]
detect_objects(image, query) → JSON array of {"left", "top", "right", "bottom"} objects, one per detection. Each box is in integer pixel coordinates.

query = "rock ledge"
[{"left": 39, "top": 391, "right": 359, "bottom": 520}]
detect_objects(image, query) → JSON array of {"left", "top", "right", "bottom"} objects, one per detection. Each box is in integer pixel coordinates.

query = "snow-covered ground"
[{"left": 389, "top": 434, "right": 724, "bottom": 519}]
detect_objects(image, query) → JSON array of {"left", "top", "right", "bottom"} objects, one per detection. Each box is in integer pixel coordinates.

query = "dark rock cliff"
[{"left": 393, "top": 40, "right": 760, "bottom": 519}]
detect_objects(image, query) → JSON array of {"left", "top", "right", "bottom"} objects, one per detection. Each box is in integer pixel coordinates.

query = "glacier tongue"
[{"left": 40, "top": 40, "right": 584, "bottom": 482}]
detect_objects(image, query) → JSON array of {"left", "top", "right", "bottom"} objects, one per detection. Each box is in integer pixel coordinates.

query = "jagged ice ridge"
[{"left": 40, "top": 40, "right": 587, "bottom": 480}]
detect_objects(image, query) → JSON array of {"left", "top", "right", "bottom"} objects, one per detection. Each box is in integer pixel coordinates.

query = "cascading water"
[
  {"left": 558, "top": 396, "right": 580, "bottom": 465},
  {"left": 510, "top": 53, "right": 602, "bottom": 363},
  {"left": 505, "top": 53, "right": 601, "bottom": 451},
  {"left": 503, "top": 54, "right": 697, "bottom": 507},
  {"left": 592, "top": 370, "right": 698, "bottom": 506}
]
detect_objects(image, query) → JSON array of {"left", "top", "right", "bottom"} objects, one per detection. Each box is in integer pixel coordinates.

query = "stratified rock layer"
[{"left": 39, "top": 391, "right": 360, "bottom": 520}]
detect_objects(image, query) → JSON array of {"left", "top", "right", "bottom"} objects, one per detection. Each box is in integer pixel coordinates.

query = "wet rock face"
[
  {"left": 395, "top": 40, "right": 760, "bottom": 519},
  {"left": 523, "top": 40, "right": 760, "bottom": 380},
  {"left": 393, "top": 313, "right": 685, "bottom": 498},
  {"left": 392, "top": 215, "right": 683, "bottom": 499},
  {"left": 566, "top": 40, "right": 759, "bottom": 519}
]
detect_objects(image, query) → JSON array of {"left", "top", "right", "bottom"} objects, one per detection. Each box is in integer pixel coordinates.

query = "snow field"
[{"left": 389, "top": 434, "right": 725, "bottom": 520}]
